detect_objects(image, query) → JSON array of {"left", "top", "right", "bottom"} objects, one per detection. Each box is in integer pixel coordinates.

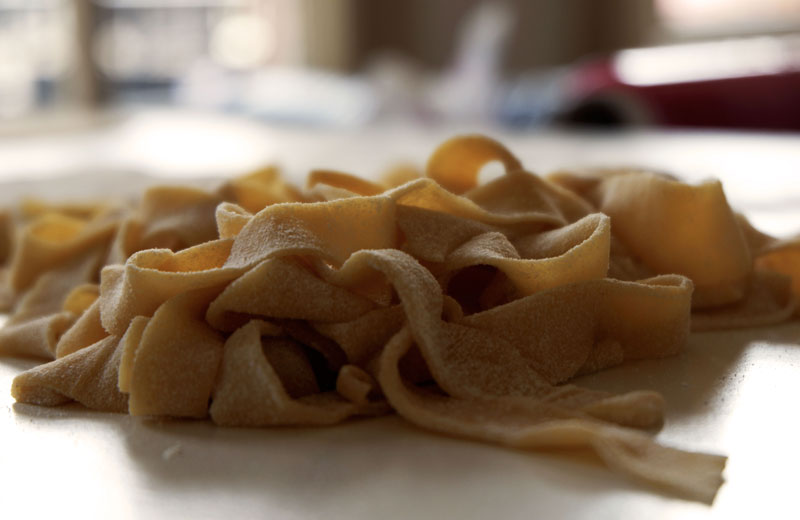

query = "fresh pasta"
[{"left": 2, "top": 135, "right": 799, "bottom": 504}]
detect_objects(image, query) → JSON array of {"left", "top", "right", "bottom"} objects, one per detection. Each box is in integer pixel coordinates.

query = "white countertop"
[{"left": 2, "top": 110, "right": 800, "bottom": 519}]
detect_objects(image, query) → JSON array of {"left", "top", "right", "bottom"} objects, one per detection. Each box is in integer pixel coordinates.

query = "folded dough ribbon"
[
  {"left": 12, "top": 334, "right": 128, "bottom": 412},
  {"left": 0, "top": 244, "right": 106, "bottom": 359},
  {"left": 99, "top": 239, "right": 243, "bottom": 335},
  {"left": 377, "top": 327, "right": 725, "bottom": 504},
  {"left": 440, "top": 213, "right": 611, "bottom": 300},
  {"left": 548, "top": 167, "right": 800, "bottom": 327},
  {"left": 121, "top": 288, "right": 225, "bottom": 418},
  {"left": 8, "top": 207, "right": 119, "bottom": 292},
  {"left": 209, "top": 320, "right": 365, "bottom": 426}
]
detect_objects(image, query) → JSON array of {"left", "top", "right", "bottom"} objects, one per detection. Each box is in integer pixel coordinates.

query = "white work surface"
[{"left": 1, "top": 110, "right": 800, "bottom": 519}]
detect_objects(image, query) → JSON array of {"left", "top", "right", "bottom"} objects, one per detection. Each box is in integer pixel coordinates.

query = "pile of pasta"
[{"left": 2, "top": 135, "right": 799, "bottom": 503}]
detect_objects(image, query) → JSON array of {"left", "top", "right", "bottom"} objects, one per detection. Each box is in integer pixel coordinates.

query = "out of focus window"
[
  {"left": 95, "top": 0, "right": 291, "bottom": 103},
  {"left": 657, "top": 0, "right": 800, "bottom": 34},
  {"left": 0, "top": 0, "right": 304, "bottom": 116},
  {"left": 0, "top": 0, "right": 70, "bottom": 117}
]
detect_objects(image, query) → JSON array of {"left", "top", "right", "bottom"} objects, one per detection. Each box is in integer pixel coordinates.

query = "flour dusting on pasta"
[{"left": 3, "top": 135, "right": 800, "bottom": 504}]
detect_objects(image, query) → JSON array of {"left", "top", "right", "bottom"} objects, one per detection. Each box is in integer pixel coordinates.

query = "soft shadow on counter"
[
  {"left": 10, "top": 396, "right": 700, "bottom": 517},
  {"left": 118, "top": 416, "right": 666, "bottom": 514},
  {"left": 574, "top": 322, "right": 800, "bottom": 442}
]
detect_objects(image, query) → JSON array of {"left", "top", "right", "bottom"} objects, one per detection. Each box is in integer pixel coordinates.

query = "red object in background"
[{"left": 562, "top": 36, "right": 800, "bottom": 130}]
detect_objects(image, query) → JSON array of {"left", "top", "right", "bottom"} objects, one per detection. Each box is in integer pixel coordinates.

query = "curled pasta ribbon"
[{"left": 426, "top": 134, "right": 523, "bottom": 194}]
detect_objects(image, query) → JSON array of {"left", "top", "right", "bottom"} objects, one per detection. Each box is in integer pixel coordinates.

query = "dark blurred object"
[{"left": 560, "top": 34, "right": 800, "bottom": 130}]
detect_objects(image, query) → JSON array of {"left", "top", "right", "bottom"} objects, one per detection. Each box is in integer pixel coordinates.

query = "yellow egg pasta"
[
  {"left": 55, "top": 298, "right": 107, "bottom": 358},
  {"left": 0, "top": 209, "right": 13, "bottom": 268},
  {"left": 3, "top": 134, "right": 800, "bottom": 504}
]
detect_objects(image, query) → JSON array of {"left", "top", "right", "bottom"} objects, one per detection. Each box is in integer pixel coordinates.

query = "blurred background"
[
  {"left": 2, "top": 0, "right": 799, "bottom": 129},
  {"left": 1, "top": 0, "right": 800, "bottom": 228}
]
